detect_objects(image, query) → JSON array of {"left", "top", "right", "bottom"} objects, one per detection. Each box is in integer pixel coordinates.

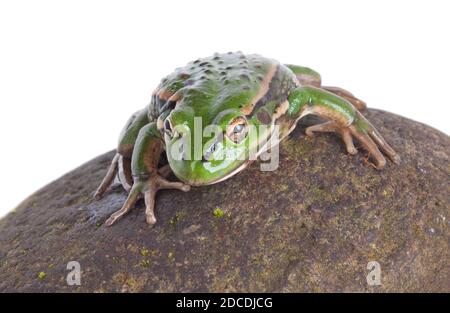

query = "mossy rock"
[{"left": 0, "top": 109, "right": 448, "bottom": 292}]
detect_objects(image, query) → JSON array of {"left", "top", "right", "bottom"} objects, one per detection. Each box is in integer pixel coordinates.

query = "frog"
[{"left": 94, "top": 52, "right": 400, "bottom": 226}]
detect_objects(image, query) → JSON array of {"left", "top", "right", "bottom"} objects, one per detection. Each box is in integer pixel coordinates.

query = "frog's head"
[
  {"left": 158, "top": 53, "right": 285, "bottom": 185},
  {"left": 163, "top": 104, "right": 273, "bottom": 186},
  {"left": 161, "top": 93, "right": 278, "bottom": 186}
]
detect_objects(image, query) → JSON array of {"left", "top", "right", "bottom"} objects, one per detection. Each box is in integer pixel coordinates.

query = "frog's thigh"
[
  {"left": 285, "top": 64, "right": 366, "bottom": 111},
  {"left": 116, "top": 109, "right": 150, "bottom": 190},
  {"left": 321, "top": 86, "right": 367, "bottom": 111},
  {"left": 285, "top": 64, "right": 322, "bottom": 87},
  {"left": 118, "top": 109, "right": 150, "bottom": 157},
  {"left": 94, "top": 109, "right": 150, "bottom": 199},
  {"left": 130, "top": 122, "right": 163, "bottom": 178},
  {"left": 287, "top": 86, "right": 399, "bottom": 169}
]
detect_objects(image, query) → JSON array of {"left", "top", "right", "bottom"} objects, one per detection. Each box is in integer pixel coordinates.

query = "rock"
[{"left": 0, "top": 109, "right": 448, "bottom": 292}]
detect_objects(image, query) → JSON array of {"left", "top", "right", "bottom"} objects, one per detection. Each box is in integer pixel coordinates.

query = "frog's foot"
[
  {"left": 104, "top": 174, "right": 190, "bottom": 226},
  {"left": 94, "top": 147, "right": 169, "bottom": 200},
  {"left": 322, "top": 86, "right": 367, "bottom": 111},
  {"left": 306, "top": 112, "right": 400, "bottom": 169},
  {"left": 306, "top": 121, "right": 358, "bottom": 155}
]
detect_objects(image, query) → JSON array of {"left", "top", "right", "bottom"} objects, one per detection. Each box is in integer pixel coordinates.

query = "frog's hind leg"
[
  {"left": 94, "top": 109, "right": 149, "bottom": 199},
  {"left": 158, "top": 164, "right": 173, "bottom": 178},
  {"left": 117, "top": 155, "right": 133, "bottom": 192},
  {"left": 287, "top": 86, "right": 400, "bottom": 169},
  {"left": 321, "top": 86, "right": 367, "bottom": 111},
  {"left": 285, "top": 64, "right": 366, "bottom": 111},
  {"left": 104, "top": 123, "right": 190, "bottom": 226},
  {"left": 94, "top": 153, "right": 120, "bottom": 199},
  {"left": 285, "top": 64, "right": 322, "bottom": 87},
  {"left": 94, "top": 154, "right": 133, "bottom": 198}
]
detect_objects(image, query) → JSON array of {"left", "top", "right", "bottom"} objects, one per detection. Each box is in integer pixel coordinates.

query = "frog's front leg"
[
  {"left": 285, "top": 64, "right": 366, "bottom": 111},
  {"left": 287, "top": 86, "right": 400, "bottom": 169},
  {"left": 104, "top": 122, "right": 190, "bottom": 226}
]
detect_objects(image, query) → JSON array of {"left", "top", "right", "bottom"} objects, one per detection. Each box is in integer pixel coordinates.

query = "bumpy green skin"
[
  {"left": 94, "top": 52, "right": 399, "bottom": 227},
  {"left": 287, "top": 87, "right": 356, "bottom": 122},
  {"left": 118, "top": 109, "right": 149, "bottom": 157},
  {"left": 148, "top": 52, "right": 294, "bottom": 185},
  {"left": 123, "top": 52, "right": 376, "bottom": 186},
  {"left": 131, "top": 53, "right": 355, "bottom": 185}
]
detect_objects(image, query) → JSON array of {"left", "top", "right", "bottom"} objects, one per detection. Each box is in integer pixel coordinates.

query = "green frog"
[{"left": 94, "top": 52, "right": 400, "bottom": 226}]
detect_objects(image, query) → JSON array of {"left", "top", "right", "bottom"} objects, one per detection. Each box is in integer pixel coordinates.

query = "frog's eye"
[{"left": 226, "top": 116, "right": 248, "bottom": 143}]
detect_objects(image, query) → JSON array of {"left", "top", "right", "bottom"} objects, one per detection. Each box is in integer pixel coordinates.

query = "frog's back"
[{"left": 148, "top": 52, "right": 299, "bottom": 122}]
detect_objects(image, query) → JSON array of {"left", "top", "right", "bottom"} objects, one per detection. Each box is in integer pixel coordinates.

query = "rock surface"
[{"left": 0, "top": 109, "right": 448, "bottom": 292}]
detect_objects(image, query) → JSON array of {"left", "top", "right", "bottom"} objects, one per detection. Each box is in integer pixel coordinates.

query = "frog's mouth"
[
  {"left": 189, "top": 159, "right": 254, "bottom": 186},
  {"left": 167, "top": 131, "right": 280, "bottom": 186},
  {"left": 167, "top": 156, "right": 253, "bottom": 186}
]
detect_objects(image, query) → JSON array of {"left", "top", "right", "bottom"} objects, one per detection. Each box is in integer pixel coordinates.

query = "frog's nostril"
[
  {"left": 164, "top": 119, "right": 171, "bottom": 130},
  {"left": 164, "top": 119, "right": 173, "bottom": 136},
  {"left": 179, "top": 142, "right": 184, "bottom": 153},
  {"left": 179, "top": 141, "right": 187, "bottom": 161},
  {"left": 203, "top": 141, "right": 217, "bottom": 162}
]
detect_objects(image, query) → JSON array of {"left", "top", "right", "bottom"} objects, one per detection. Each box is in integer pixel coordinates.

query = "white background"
[{"left": 0, "top": 0, "right": 449, "bottom": 218}]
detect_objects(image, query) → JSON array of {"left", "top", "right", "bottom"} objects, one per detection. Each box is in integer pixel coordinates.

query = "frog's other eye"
[{"left": 226, "top": 116, "right": 248, "bottom": 143}]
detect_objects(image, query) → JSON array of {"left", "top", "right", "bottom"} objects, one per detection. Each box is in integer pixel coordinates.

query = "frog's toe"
[
  {"left": 347, "top": 112, "right": 401, "bottom": 169},
  {"left": 349, "top": 127, "right": 387, "bottom": 170},
  {"left": 341, "top": 129, "right": 358, "bottom": 155},
  {"left": 353, "top": 112, "right": 401, "bottom": 166},
  {"left": 143, "top": 176, "right": 190, "bottom": 226},
  {"left": 365, "top": 127, "right": 401, "bottom": 165},
  {"left": 105, "top": 186, "right": 141, "bottom": 226},
  {"left": 392, "top": 153, "right": 401, "bottom": 165},
  {"left": 305, "top": 121, "right": 357, "bottom": 155}
]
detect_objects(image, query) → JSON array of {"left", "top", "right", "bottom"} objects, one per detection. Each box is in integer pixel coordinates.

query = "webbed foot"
[
  {"left": 306, "top": 111, "right": 400, "bottom": 169},
  {"left": 104, "top": 174, "right": 190, "bottom": 226}
]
